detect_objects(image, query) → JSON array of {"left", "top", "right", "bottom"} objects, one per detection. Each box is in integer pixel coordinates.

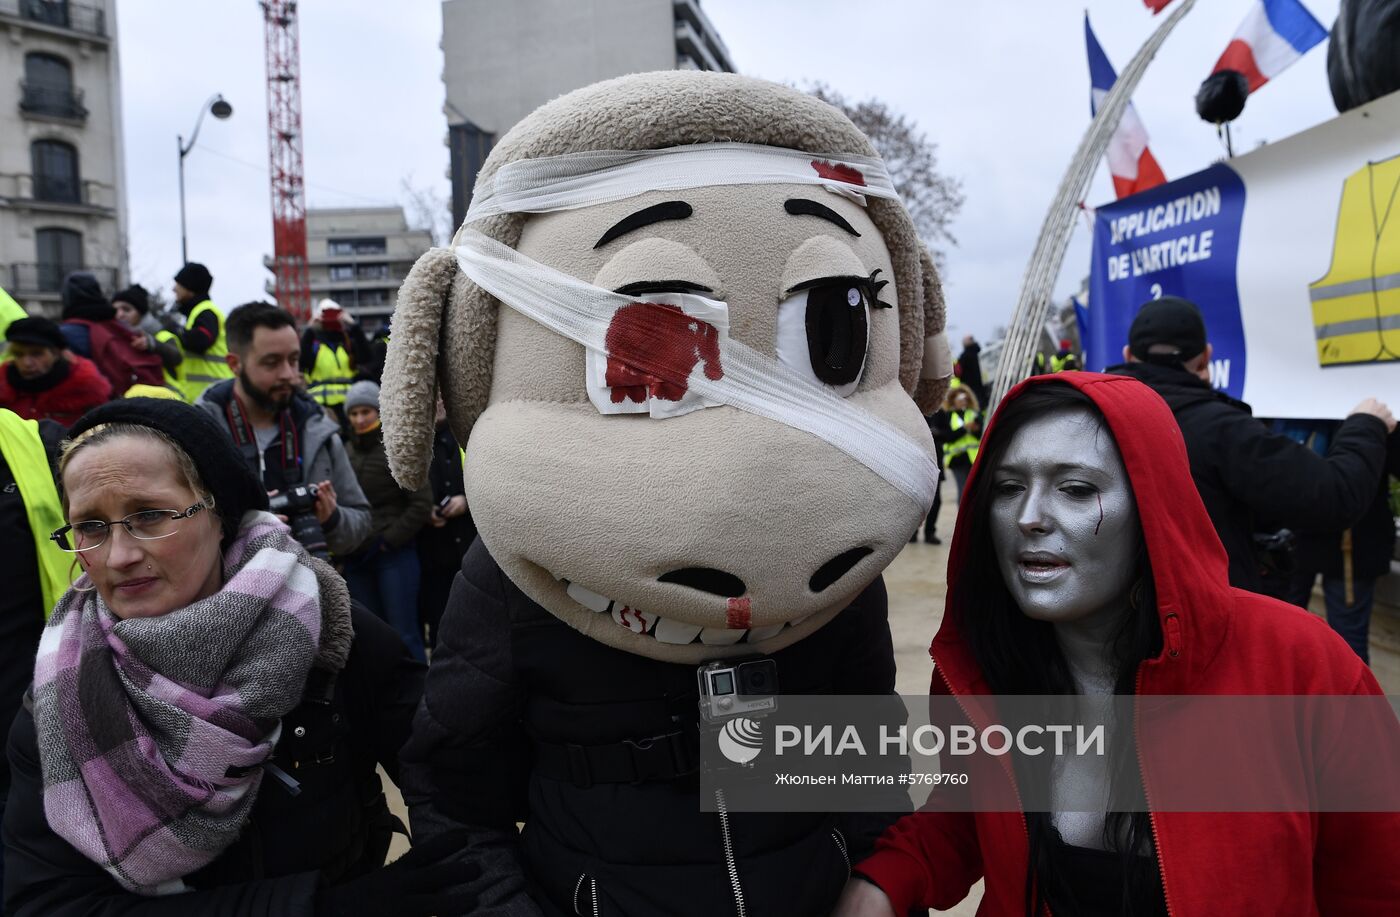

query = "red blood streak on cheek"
[
  {"left": 604, "top": 302, "right": 724, "bottom": 403},
  {"left": 810, "top": 159, "right": 867, "bottom": 187},
  {"left": 726, "top": 597, "right": 751, "bottom": 630}
]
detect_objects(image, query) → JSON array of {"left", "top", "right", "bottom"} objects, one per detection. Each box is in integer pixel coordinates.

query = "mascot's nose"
[
  {"left": 658, "top": 567, "right": 747, "bottom": 598},
  {"left": 809, "top": 547, "right": 874, "bottom": 593}
]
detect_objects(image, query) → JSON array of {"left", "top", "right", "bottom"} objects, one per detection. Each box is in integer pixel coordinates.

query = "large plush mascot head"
[{"left": 383, "top": 71, "right": 951, "bottom": 664}]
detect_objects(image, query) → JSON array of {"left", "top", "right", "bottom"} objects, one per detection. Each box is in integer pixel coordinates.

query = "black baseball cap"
[{"left": 1128, "top": 296, "right": 1207, "bottom": 364}]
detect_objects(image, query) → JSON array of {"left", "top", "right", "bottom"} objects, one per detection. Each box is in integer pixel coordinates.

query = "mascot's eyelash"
[{"left": 786, "top": 269, "right": 893, "bottom": 309}]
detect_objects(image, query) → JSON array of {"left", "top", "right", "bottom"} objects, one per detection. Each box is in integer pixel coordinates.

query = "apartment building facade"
[
  {"left": 441, "top": 0, "right": 733, "bottom": 229},
  {"left": 0, "top": 0, "right": 126, "bottom": 317},
  {"left": 294, "top": 207, "right": 432, "bottom": 333}
]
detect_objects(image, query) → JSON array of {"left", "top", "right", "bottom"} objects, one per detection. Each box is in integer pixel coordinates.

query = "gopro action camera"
[{"left": 697, "top": 657, "right": 779, "bottom": 724}]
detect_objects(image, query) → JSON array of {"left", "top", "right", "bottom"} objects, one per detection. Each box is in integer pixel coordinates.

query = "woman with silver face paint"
[{"left": 838, "top": 374, "right": 1400, "bottom": 917}]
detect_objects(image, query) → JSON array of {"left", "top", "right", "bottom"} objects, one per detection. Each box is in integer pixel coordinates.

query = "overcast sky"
[{"left": 116, "top": 0, "right": 1344, "bottom": 340}]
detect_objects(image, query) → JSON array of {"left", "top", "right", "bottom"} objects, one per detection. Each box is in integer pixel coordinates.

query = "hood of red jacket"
[{"left": 932, "top": 371, "right": 1233, "bottom": 695}]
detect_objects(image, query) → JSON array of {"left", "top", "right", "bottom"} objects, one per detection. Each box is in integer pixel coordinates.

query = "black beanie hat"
[
  {"left": 60, "top": 272, "right": 115, "bottom": 322},
  {"left": 6, "top": 316, "right": 67, "bottom": 350},
  {"left": 174, "top": 263, "right": 213, "bottom": 299},
  {"left": 67, "top": 398, "right": 269, "bottom": 546},
  {"left": 113, "top": 284, "right": 151, "bottom": 316}
]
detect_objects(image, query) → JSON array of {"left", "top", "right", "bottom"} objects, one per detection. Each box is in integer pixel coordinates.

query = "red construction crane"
[{"left": 262, "top": 1, "right": 310, "bottom": 323}]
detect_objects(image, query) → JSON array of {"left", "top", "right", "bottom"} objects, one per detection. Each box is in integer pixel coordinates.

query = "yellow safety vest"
[
  {"left": 307, "top": 341, "right": 355, "bottom": 409},
  {"left": 178, "top": 299, "right": 233, "bottom": 401},
  {"left": 1050, "top": 353, "right": 1076, "bottom": 373},
  {"left": 0, "top": 409, "right": 74, "bottom": 617},
  {"left": 944, "top": 409, "right": 981, "bottom": 465},
  {"left": 155, "top": 328, "right": 188, "bottom": 400},
  {"left": 1309, "top": 155, "right": 1400, "bottom": 367},
  {"left": 1, "top": 285, "right": 25, "bottom": 341}
]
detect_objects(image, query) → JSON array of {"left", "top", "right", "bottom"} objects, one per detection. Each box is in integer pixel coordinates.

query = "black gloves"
[{"left": 315, "top": 831, "right": 480, "bottom": 917}]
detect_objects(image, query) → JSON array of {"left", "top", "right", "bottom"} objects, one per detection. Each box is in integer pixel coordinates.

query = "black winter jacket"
[
  {"left": 1108, "top": 361, "right": 1389, "bottom": 590},
  {"left": 418, "top": 424, "right": 476, "bottom": 571},
  {"left": 398, "top": 539, "right": 908, "bottom": 917},
  {"left": 345, "top": 426, "right": 435, "bottom": 551},
  {"left": 0, "top": 419, "right": 64, "bottom": 876},
  {"left": 2, "top": 606, "right": 424, "bottom": 917},
  {"left": 1294, "top": 427, "right": 1400, "bottom": 581}
]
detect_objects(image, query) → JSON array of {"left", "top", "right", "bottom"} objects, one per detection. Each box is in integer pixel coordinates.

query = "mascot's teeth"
[
  {"left": 653, "top": 617, "right": 704, "bottom": 644},
  {"left": 566, "top": 581, "right": 613, "bottom": 613},
  {"left": 700, "top": 626, "right": 747, "bottom": 646},
  {"left": 747, "top": 623, "right": 785, "bottom": 641},
  {"left": 611, "top": 606, "right": 657, "bottom": 634},
  {"left": 566, "top": 582, "right": 798, "bottom": 645}
]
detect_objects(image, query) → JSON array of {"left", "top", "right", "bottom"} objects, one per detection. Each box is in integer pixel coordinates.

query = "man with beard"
[{"left": 193, "top": 302, "right": 370, "bottom": 557}]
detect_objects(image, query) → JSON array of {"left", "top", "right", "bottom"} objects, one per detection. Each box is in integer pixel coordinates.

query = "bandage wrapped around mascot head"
[{"left": 383, "top": 70, "right": 952, "bottom": 662}]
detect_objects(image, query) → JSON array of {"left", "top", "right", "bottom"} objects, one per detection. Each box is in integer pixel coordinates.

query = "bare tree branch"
[
  {"left": 805, "top": 82, "right": 964, "bottom": 271},
  {"left": 400, "top": 174, "right": 452, "bottom": 247}
]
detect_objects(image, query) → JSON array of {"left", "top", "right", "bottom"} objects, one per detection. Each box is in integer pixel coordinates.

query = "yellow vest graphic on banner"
[{"left": 1309, "top": 155, "right": 1400, "bottom": 367}]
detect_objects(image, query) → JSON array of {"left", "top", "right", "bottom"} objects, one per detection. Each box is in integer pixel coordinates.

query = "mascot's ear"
[
  {"left": 382, "top": 247, "right": 497, "bottom": 488},
  {"left": 913, "top": 246, "right": 952, "bottom": 413}
]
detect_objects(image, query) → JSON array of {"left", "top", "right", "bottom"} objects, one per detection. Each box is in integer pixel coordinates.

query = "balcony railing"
[
  {"left": 19, "top": 82, "right": 87, "bottom": 121},
  {"left": 9, "top": 263, "right": 116, "bottom": 294},
  {"left": 1, "top": 175, "right": 113, "bottom": 209},
  {"left": 32, "top": 174, "right": 82, "bottom": 204},
  {"left": 0, "top": 0, "right": 107, "bottom": 38}
]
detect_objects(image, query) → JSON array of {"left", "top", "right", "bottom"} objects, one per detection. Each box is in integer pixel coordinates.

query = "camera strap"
[{"left": 223, "top": 395, "right": 304, "bottom": 486}]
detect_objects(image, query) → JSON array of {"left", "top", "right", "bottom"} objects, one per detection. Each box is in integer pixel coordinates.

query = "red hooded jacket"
[
  {"left": 855, "top": 372, "right": 1399, "bottom": 916},
  {"left": 0, "top": 355, "right": 111, "bottom": 427}
]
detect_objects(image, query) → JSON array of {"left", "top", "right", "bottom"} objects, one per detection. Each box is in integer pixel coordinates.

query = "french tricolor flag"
[
  {"left": 1086, "top": 16, "right": 1166, "bottom": 200},
  {"left": 1212, "top": 0, "right": 1328, "bottom": 93}
]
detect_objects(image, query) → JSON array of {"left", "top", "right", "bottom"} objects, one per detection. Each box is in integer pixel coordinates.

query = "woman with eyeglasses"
[{"left": 2, "top": 399, "right": 478, "bottom": 917}]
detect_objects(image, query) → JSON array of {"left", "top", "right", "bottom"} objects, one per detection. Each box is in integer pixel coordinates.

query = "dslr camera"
[
  {"left": 269, "top": 483, "right": 330, "bottom": 561},
  {"left": 697, "top": 657, "right": 779, "bottom": 725}
]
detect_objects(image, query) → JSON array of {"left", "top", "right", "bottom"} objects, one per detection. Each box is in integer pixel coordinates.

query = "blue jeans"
[
  {"left": 1288, "top": 574, "right": 1375, "bottom": 664},
  {"left": 343, "top": 544, "right": 426, "bottom": 662}
]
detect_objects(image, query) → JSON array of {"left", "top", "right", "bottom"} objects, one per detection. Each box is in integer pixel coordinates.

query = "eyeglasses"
[{"left": 50, "top": 502, "right": 208, "bottom": 553}]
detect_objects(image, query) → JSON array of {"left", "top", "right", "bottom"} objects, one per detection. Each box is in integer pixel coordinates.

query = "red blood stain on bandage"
[
  {"left": 726, "top": 597, "right": 751, "bottom": 630},
  {"left": 810, "top": 160, "right": 866, "bottom": 187},
  {"left": 604, "top": 302, "right": 724, "bottom": 404}
]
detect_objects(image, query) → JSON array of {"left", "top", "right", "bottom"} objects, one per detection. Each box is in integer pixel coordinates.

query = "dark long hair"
[{"left": 955, "top": 383, "right": 1163, "bottom": 916}]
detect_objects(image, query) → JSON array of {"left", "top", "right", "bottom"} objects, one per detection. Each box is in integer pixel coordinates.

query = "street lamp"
[{"left": 177, "top": 94, "right": 233, "bottom": 265}]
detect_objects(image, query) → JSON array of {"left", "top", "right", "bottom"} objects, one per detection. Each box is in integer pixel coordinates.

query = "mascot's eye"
[{"left": 777, "top": 272, "right": 888, "bottom": 397}]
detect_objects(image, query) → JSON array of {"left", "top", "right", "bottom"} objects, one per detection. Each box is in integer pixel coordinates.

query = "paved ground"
[{"left": 385, "top": 478, "right": 1397, "bottom": 915}]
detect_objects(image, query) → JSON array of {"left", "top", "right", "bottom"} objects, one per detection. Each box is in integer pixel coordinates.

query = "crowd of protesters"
[
  {"left": 0, "top": 264, "right": 472, "bottom": 668},
  {"left": 1, "top": 271, "right": 1397, "bottom": 914},
  {"left": 0, "top": 267, "right": 480, "bottom": 913}
]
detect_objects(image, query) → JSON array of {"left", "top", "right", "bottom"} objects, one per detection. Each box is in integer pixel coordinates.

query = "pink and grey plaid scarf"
[{"left": 31, "top": 511, "right": 352, "bottom": 895}]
